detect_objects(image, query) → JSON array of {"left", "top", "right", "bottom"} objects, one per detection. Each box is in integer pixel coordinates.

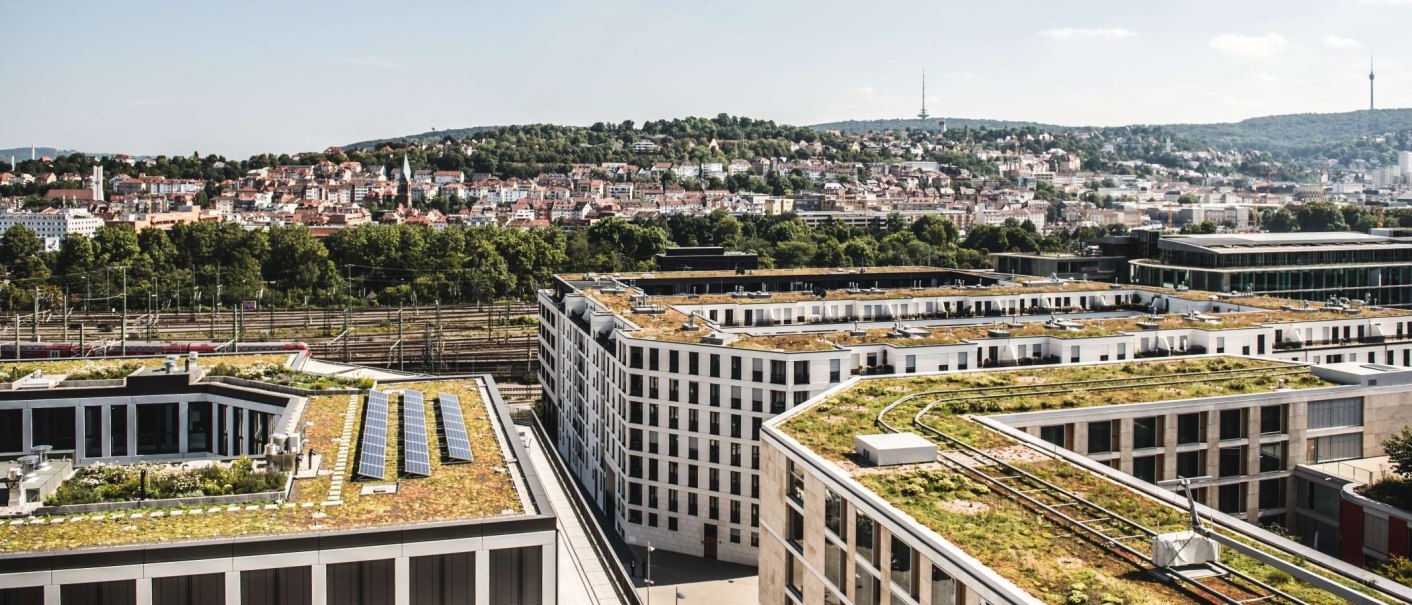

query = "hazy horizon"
[{"left": 2, "top": 0, "right": 1407, "bottom": 158}]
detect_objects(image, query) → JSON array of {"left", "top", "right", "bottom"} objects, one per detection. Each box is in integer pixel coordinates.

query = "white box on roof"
[{"left": 855, "top": 433, "right": 937, "bottom": 466}]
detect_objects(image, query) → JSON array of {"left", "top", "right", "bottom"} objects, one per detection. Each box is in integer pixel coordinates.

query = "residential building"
[
  {"left": 0, "top": 208, "right": 104, "bottom": 251},
  {"left": 536, "top": 266, "right": 1412, "bottom": 565},
  {"left": 758, "top": 356, "right": 1412, "bottom": 604}
]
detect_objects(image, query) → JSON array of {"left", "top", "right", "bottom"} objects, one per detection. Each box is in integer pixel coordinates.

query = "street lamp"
[{"left": 645, "top": 544, "right": 655, "bottom": 605}]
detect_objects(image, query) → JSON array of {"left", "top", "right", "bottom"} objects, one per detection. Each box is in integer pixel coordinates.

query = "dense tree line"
[{"left": 0, "top": 210, "right": 1130, "bottom": 313}]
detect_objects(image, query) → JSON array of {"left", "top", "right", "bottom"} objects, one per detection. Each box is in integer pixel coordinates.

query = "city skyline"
[{"left": 1, "top": 0, "right": 1408, "bottom": 157}]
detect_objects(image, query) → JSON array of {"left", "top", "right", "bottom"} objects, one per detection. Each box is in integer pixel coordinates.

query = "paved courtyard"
[{"left": 626, "top": 545, "right": 759, "bottom": 605}]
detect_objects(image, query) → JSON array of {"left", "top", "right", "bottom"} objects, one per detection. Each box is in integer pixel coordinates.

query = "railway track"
[
  {"left": 0, "top": 303, "right": 543, "bottom": 382},
  {"left": 873, "top": 366, "right": 1321, "bottom": 605}
]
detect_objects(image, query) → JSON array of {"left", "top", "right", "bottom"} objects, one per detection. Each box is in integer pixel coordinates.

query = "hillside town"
[{"left": 4, "top": 125, "right": 1412, "bottom": 251}]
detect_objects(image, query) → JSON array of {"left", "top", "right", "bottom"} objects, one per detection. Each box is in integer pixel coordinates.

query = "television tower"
[
  {"left": 917, "top": 70, "right": 930, "bottom": 120},
  {"left": 1369, "top": 56, "right": 1376, "bottom": 112}
]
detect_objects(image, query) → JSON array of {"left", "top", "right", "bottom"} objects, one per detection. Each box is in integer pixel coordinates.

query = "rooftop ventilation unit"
[{"left": 855, "top": 433, "right": 937, "bottom": 466}]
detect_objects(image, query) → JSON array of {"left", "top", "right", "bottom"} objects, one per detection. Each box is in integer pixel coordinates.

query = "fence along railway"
[{"left": 0, "top": 302, "right": 541, "bottom": 382}]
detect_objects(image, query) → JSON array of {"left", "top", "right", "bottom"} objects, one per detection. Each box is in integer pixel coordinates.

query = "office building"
[
  {"left": 759, "top": 356, "right": 1412, "bottom": 604},
  {"left": 0, "top": 355, "right": 558, "bottom": 605},
  {"left": 536, "top": 265, "right": 1412, "bottom": 565},
  {"left": 1131, "top": 232, "right": 1412, "bottom": 307}
]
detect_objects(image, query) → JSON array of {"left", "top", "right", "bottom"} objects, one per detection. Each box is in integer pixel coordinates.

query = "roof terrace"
[
  {"left": 0, "top": 356, "right": 523, "bottom": 555},
  {"left": 775, "top": 357, "right": 1397, "bottom": 604}
]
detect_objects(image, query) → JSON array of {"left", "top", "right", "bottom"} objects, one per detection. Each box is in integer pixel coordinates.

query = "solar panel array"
[
  {"left": 438, "top": 393, "right": 475, "bottom": 463},
  {"left": 402, "top": 390, "right": 431, "bottom": 477},
  {"left": 356, "top": 391, "right": 390, "bottom": 480}
]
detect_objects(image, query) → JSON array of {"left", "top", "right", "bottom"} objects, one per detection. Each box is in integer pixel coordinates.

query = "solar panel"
[
  {"left": 402, "top": 390, "right": 431, "bottom": 477},
  {"left": 356, "top": 391, "right": 389, "bottom": 480},
  {"left": 437, "top": 393, "right": 475, "bottom": 463}
]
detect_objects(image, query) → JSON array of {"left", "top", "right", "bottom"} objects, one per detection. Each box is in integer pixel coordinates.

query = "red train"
[{"left": 0, "top": 341, "right": 310, "bottom": 359}]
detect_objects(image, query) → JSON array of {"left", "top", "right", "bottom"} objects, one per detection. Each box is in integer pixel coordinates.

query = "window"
[
  {"left": 856, "top": 513, "right": 879, "bottom": 567},
  {"left": 31, "top": 407, "right": 76, "bottom": 451},
  {"left": 688, "top": 352, "right": 699, "bottom": 375},
  {"left": 794, "top": 360, "right": 811, "bottom": 383},
  {"left": 1308, "top": 433, "right": 1362, "bottom": 463},
  {"left": 1219, "top": 409, "right": 1246, "bottom": 441},
  {"left": 1259, "top": 478, "right": 1286, "bottom": 510},
  {"left": 785, "top": 460, "right": 807, "bottom": 503},
  {"left": 1087, "top": 420, "right": 1116, "bottom": 454},
  {"left": 1133, "top": 416, "right": 1160, "bottom": 450},
  {"left": 787, "top": 507, "right": 804, "bottom": 550},
  {"left": 829, "top": 359, "right": 841, "bottom": 383},
  {"left": 153, "top": 574, "right": 224, "bottom": 605},
  {"left": 709, "top": 354, "right": 720, "bottom": 378},
  {"left": 490, "top": 548, "right": 543, "bottom": 605},
  {"left": 410, "top": 553, "right": 474, "bottom": 605},
  {"left": 1366, "top": 514, "right": 1389, "bottom": 558},
  {"left": 730, "top": 356, "right": 742, "bottom": 380},
  {"left": 1259, "top": 442, "right": 1286, "bottom": 473},
  {"left": 786, "top": 553, "right": 804, "bottom": 599},
  {"left": 825, "top": 488, "right": 846, "bottom": 539},
  {"left": 0, "top": 409, "right": 21, "bottom": 453},
  {"left": 930, "top": 565, "right": 958, "bottom": 605},
  {"left": 327, "top": 559, "right": 395, "bottom": 605},
  {"left": 61, "top": 581, "right": 136, "bottom": 605},
  {"left": 1218, "top": 484, "right": 1244, "bottom": 514},
  {"left": 854, "top": 563, "right": 880, "bottom": 605},
  {"left": 1219, "top": 446, "right": 1246, "bottom": 477},
  {"left": 1307, "top": 398, "right": 1363, "bottom": 429},
  {"left": 1039, "top": 425, "right": 1067, "bottom": 448},
  {"left": 1260, "top": 405, "right": 1286, "bottom": 435},
  {"left": 825, "top": 538, "right": 847, "bottom": 588},
  {"left": 771, "top": 360, "right": 787, "bottom": 384},
  {"left": 1176, "top": 451, "right": 1203, "bottom": 479},
  {"left": 1177, "top": 412, "right": 1204, "bottom": 445},
  {"left": 890, "top": 536, "right": 918, "bottom": 599},
  {"left": 241, "top": 567, "right": 312, "bottom": 605},
  {"left": 1132, "top": 456, "right": 1158, "bottom": 484}
]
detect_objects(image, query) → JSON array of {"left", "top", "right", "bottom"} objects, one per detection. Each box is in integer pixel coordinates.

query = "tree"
[
  {"left": 1180, "top": 221, "right": 1218, "bottom": 235},
  {"left": 910, "top": 215, "right": 958, "bottom": 247},
  {"left": 0, "top": 225, "right": 42, "bottom": 268},
  {"left": 1262, "top": 208, "right": 1297, "bottom": 233},
  {"left": 1295, "top": 201, "right": 1348, "bottom": 232},
  {"left": 1384, "top": 425, "right": 1412, "bottom": 476}
]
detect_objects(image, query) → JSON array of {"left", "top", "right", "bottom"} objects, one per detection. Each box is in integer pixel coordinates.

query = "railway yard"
[{"left": 0, "top": 302, "right": 540, "bottom": 383}]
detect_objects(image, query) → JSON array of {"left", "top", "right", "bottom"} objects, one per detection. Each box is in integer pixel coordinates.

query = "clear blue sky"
[{"left": 1, "top": 0, "right": 1405, "bottom": 158}]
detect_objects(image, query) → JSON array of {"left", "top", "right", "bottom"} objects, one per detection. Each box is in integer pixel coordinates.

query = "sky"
[{"left": 1, "top": 0, "right": 1407, "bottom": 158}]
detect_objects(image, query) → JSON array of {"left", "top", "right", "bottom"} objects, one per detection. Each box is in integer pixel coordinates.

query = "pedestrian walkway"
[{"left": 523, "top": 431, "right": 622, "bottom": 605}]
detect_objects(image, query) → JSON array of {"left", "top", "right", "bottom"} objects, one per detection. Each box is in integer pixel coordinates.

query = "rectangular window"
[
  {"left": 856, "top": 513, "right": 878, "bottom": 567},
  {"left": 1308, "top": 433, "right": 1363, "bottom": 463},
  {"left": 825, "top": 538, "right": 847, "bottom": 588},
  {"left": 1219, "top": 446, "right": 1246, "bottom": 477},
  {"left": 326, "top": 560, "right": 395, "bottom": 605},
  {"left": 1219, "top": 409, "right": 1246, "bottom": 441},
  {"left": 1307, "top": 398, "right": 1363, "bottom": 429},
  {"left": 730, "top": 356, "right": 742, "bottom": 380},
  {"left": 1177, "top": 412, "right": 1204, "bottom": 445},
  {"left": 825, "top": 487, "right": 846, "bottom": 539},
  {"left": 829, "top": 359, "right": 841, "bottom": 383},
  {"left": 1259, "top": 442, "right": 1286, "bottom": 473},
  {"left": 1259, "top": 478, "right": 1286, "bottom": 511},
  {"left": 61, "top": 581, "right": 136, "bottom": 605},
  {"left": 1087, "top": 420, "right": 1116, "bottom": 454},
  {"left": 688, "top": 352, "right": 699, "bottom": 375},
  {"left": 1176, "top": 451, "right": 1203, "bottom": 479},
  {"left": 31, "top": 407, "right": 76, "bottom": 451},
  {"left": 410, "top": 553, "right": 475, "bottom": 605},
  {"left": 787, "top": 460, "right": 804, "bottom": 504},
  {"left": 709, "top": 354, "right": 720, "bottom": 378},
  {"left": 490, "top": 547, "right": 543, "bottom": 605},
  {"left": 153, "top": 574, "right": 224, "bottom": 605},
  {"left": 1132, "top": 456, "right": 1158, "bottom": 484},
  {"left": 854, "top": 563, "right": 880, "bottom": 605},
  {"left": 786, "top": 506, "right": 804, "bottom": 550},
  {"left": 787, "top": 553, "right": 805, "bottom": 599},
  {"left": 1366, "top": 514, "right": 1389, "bottom": 557},
  {"left": 930, "top": 565, "right": 958, "bottom": 605},
  {"left": 1039, "top": 425, "right": 1067, "bottom": 448},
  {"left": 1133, "top": 416, "right": 1160, "bottom": 450},
  {"left": 890, "top": 536, "right": 918, "bottom": 598},
  {"left": 242, "top": 567, "right": 312, "bottom": 605},
  {"left": 1218, "top": 484, "right": 1244, "bottom": 514},
  {"left": 1260, "top": 405, "right": 1286, "bottom": 435}
]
